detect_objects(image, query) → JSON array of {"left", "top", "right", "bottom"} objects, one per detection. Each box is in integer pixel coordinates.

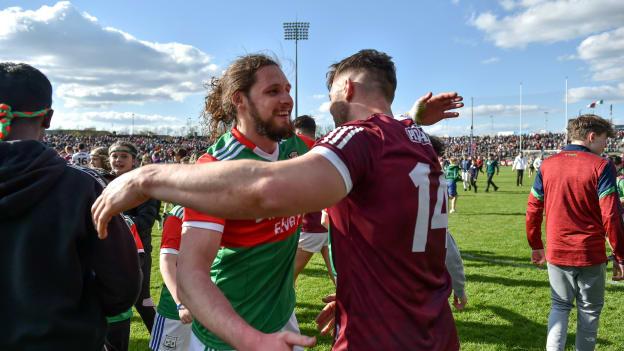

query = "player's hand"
[
  {"left": 316, "top": 294, "right": 336, "bottom": 336},
  {"left": 91, "top": 168, "right": 150, "bottom": 239},
  {"left": 531, "top": 249, "right": 546, "bottom": 266},
  {"left": 256, "top": 331, "right": 316, "bottom": 351},
  {"left": 179, "top": 308, "right": 193, "bottom": 324},
  {"left": 409, "top": 92, "right": 463, "bottom": 126},
  {"left": 453, "top": 294, "right": 468, "bottom": 310}
]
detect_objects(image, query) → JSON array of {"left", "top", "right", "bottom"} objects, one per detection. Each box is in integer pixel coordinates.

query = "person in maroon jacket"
[
  {"left": 526, "top": 114, "right": 624, "bottom": 351},
  {"left": 92, "top": 49, "right": 464, "bottom": 351}
]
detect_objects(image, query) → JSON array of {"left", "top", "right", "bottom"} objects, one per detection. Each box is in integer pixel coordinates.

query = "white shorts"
[
  {"left": 461, "top": 170, "right": 469, "bottom": 182},
  {"left": 150, "top": 312, "right": 192, "bottom": 351},
  {"left": 298, "top": 232, "right": 329, "bottom": 253},
  {"left": 188, "top": 312, "right": 302, "bottom": 351}
]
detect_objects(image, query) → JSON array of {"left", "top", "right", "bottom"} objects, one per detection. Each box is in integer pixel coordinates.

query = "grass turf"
[{"left": 129, "top": 166, "right": 624, "bottom": 350}]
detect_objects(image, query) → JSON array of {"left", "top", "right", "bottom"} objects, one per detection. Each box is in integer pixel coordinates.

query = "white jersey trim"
[
  {"left": 336, "top": 127, "right": 364, "bottom": 149},
  {"left": 310, "top": 146, "right": 353, "bottom": 193},
  {"left": 160, "top": 248, "right": 179, "bottom": 255},
  {"left": 253, "top": 143, "right": 279, "bottom": 162},
  {"left": 182, "top": 221, "right": 224, "bottom": 233}
]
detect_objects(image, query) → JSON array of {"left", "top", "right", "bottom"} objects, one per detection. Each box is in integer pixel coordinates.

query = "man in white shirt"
[
  {"left": 533, "top": 156, "right": 542, "bottom": 171},
  {"left": 512, "top": 152, "right": 527, "bottom": 186},
  {"left": 71, "top": 143, "right": 90, "bottom": 166}
]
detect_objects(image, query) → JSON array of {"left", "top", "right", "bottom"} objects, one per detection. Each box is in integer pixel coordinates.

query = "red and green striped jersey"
[
  {"left": 157, "top": 205, "right": 184, "bottom": 320},
  {"left": 183, "top": 128, "right": 309, "bottom": 350}
]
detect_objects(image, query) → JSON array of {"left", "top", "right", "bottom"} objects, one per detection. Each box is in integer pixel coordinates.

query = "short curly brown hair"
[{"left": 567, "top": 114, "right": 615, "bottom": 141}]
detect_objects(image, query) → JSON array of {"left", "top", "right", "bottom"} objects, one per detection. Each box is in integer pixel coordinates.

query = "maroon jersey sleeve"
[{"left": 310, "top": 123, "right": 383, "bottom": 193}]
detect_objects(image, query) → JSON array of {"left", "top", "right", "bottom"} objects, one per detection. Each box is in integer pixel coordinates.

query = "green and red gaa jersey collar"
[{"left": 231, "top": 127, "right": 279, "bottom": 162}]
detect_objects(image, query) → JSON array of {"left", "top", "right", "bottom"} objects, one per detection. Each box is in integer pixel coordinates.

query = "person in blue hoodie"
[{"left": 0, "top": 62, "right": 141, "bottom": 351}]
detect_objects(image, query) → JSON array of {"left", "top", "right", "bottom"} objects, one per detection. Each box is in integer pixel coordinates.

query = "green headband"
[
  {"left": 109, "top": 146, "right": 137, "bottom": 157},
  {"left": 0, "top": 103, "right": 50, "bottom": 141}
]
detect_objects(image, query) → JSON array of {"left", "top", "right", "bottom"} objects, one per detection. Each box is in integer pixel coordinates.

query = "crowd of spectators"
[
  {"left": 442, "top": 131, "right": 624, "bottom": 158},
  {"left": 43, "top": 129, "right": 624, "bottom": 165},
  {"left": 43, "top": 132, "right": 210, "bottom": 165}
]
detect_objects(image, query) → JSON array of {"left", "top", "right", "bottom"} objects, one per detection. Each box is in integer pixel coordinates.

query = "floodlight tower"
[{"left": 283, "top": 21, "right": 309, "bottom": 118}]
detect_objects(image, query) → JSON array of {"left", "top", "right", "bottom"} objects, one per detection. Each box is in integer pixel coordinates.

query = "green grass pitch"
[{"left": 128, "top": 166, "right": 624, "bottom": 350}]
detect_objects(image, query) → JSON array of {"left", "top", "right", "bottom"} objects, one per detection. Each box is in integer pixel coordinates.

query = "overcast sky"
[{"left": 1, "top": 0, "right": 623, "bottom": 136}]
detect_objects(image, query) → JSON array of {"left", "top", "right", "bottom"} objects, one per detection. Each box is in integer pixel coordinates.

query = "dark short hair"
[
  {"left": 0, "top": 62, "right": 52, "bottom": 111},
  {"left": 567, "top": 114, "right": 615, "bottom": 141},
  {"left": 610, "top": 155, "right": 622, "bottom": 166},
  {"left": 293, "top": 115, "right": 316, "bottom": 136},
  {"left": 78, "top": 143, "right": 86, "bottom": 150},
  {"left": 326, "top": 49, "right": 397, "bottom": 103}
]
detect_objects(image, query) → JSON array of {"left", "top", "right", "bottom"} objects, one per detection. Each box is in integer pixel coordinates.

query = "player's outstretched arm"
[
  {"left": 177, "top": 227, "right": 315, "bottom": 351},
  {"left": 92, "top": 153, "right": 347, "bottom": 238},
  {"left": 409, "top": 92, "right": 464, "bottom": 126}
]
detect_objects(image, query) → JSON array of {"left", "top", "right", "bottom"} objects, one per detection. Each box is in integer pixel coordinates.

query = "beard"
[
  {"left": 329, "top": 100, "right": 350, "bottom": 127},
  {"left": 249, "top": 99, "right": 293, "bottom": 142}
]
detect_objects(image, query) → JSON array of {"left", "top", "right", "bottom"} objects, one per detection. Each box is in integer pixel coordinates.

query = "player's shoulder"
[
  {"left": 196, "top": 152, "right": 218, "bottom": 164},
  {"left": 121, "top": 213, "right": 136, "bottom": 227},
  {"left": 318, "top": 117, "right": 383, "bottom": 145},
  {"left": 206, "top": 130, "right": 242, "bottom": 160},
  {"left": 168, "top": 205, "right": 185, "bottom": 219},
  {"left": 65, "top": 164, "right": 108, "bottom": 189},
  {"left": 294, "top": 133, "right": 314, "bottom": 147},
  {"left": 281, "top": 134, "right": 310, "bottom": 155}
]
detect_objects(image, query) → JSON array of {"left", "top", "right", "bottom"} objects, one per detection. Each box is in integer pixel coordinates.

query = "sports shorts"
[
  {"left": 298, "top": 232, "right": 329, "bottom": 253},
  {"left": 447, "top": 181, "right": 458, "bottom": 197},
  {"left": 150, "top": 312, "right": 191, "bottom": 351}
]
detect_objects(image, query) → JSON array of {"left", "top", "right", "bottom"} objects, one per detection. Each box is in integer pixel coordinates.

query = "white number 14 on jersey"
[{"left": 409, "top": 163, "right": 448, "bottom": 252}]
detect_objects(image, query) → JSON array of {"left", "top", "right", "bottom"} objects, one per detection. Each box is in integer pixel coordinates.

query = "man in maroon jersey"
[{"left": 92, "top": 49, "right": 463, "bottom": 350}]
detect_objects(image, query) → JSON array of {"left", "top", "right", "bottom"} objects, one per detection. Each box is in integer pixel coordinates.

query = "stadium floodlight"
[{"left": 283, "top": 21, "right": 309, "bottom": 118}]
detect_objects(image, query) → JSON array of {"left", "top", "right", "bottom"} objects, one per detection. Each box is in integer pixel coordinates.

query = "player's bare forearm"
[
  {"left": 177, "top": 229, "right": 263, "bottom": 350},
  {"left": 160, "top": 254, "right": 181, "bottom": 304},
  {"left": 140, "top": 153, "right": 345, "bottom": 219},
  {"left": 92, "top": 152, "right": 346, "bottom": 238}
]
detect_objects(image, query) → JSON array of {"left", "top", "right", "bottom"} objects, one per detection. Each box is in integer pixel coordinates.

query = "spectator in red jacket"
[{"left": 526, "top": 114, "right": 624, "bottom": 351}]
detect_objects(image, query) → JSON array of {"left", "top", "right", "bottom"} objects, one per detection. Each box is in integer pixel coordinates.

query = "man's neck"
[
  {"left": 236, "top": 119, "right": 277, "bottom": 154},
  {"left": 5, "top": 128, "right": 42, "bottom": 141},
  {"left": 570, "top": 140, "right": 590, "bottom": 148},
  {"left": 345, "top": 100, "right": 393, "bottom": 123}
]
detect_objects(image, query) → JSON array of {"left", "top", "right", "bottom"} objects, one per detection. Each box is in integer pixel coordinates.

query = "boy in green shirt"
[{"left": 445, "top": 157, "right": 462, "bottom": 213}]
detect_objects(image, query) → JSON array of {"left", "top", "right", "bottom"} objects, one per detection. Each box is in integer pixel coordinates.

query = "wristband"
[{"left": 176, "top": 303, "right": 186, "bottom": 311}]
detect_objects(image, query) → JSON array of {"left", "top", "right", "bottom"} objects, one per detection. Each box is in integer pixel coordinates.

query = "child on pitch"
[
  {"left": 444, "top": 157, "right": 462, "bottom": 213},
  {"left": 150, "top": 205, "right": 192, "bottom": 351},
  {"left": 109, "top": 141, "right": 160, "bottom": 335}
]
